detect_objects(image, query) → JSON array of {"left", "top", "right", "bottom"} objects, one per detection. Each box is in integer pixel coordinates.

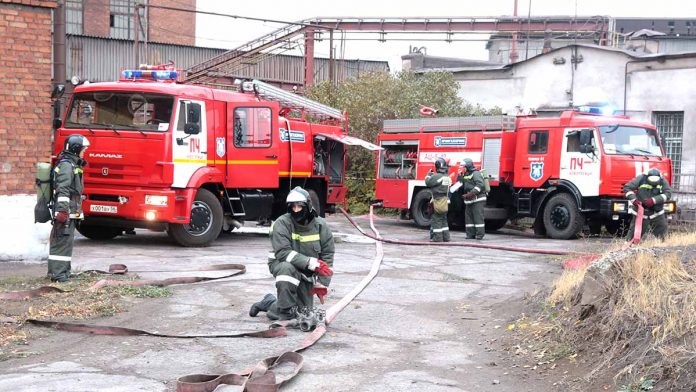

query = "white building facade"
[{"left": 450, "top": 44, "right": 696, "bottom": 191}]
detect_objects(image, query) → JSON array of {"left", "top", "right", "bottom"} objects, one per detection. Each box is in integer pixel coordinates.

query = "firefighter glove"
[
  {"left": 309, "top": 283, "right": 328, "bottom": 304},
  {"left": 643, "top": 197, "right": 655, "bottom": 208},
  {"left": 464, "top": 192, "right": 476, "bottom": 200},
  {"left": 632, "top": 199, "right": 642, "bottom": 207},
  {"left": 308, "top": 258, "right": 333, "bottom": 276},
  {"left": 55, "top": 210, "right": 69, "bottom": 223}
]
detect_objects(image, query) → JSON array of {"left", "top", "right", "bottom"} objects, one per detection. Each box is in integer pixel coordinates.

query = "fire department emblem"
[
  {"left": 216, "top": 137, "right": 225, "bottom": 158},
  {"left": 530, "top": 162, "right": 544, "bottom": 181},
  {"left": 101, "top": 167, "right": 108, "bottom": 176}
]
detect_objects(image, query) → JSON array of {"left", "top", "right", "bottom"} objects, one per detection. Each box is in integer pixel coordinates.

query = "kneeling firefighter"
[
  {"left": 458, "top": 158, "right": 486, "bottom": 240},
  {"left": 425, "top": 158, "right": 452, "bottom": 242},
  {"left": 623, "top": 168, "right": 672, "bottom": 240},
  {"left": 249, "top": 187, "right": 335, "bottom": 323},
  {"left": 48, "top": 134, "right": 89, "bottom": 282}
]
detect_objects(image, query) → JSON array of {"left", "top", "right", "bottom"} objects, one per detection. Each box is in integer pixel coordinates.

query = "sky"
[{"left": 194, "top": 0, "right": 696, "bottom": 71}]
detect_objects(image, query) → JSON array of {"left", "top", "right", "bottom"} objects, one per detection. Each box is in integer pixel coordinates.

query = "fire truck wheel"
[
  {"left": 168, "top": 188, "right": 223, "bottom": 247},
  {"left": 542, "top": 193, "right": 583, "bottom": 239},
  {"left": 411, "top": 189, "right": 433, "bottom": 228},
  {"left": 77, "top": 223, "right": 123, "bottom": 240}
]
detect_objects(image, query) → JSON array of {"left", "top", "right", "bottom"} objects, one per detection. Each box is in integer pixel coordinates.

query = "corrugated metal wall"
[{"left": 66, "top": 35, "right": 389, "bottom": 84}]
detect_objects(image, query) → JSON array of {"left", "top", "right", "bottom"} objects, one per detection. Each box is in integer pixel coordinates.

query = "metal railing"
[{"left": 672, "top": 173, "right": 696, "bottom": 227}]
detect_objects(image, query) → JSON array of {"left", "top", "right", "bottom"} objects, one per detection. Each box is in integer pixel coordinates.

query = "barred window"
[
  {"left": 110, "top": 0, "right": 147, "bottom": 40},
  {"left": 653, "top": 111, "right": 684, "bottom": 188},
  {"left": 66, "top": 0, "right": 82, "bottom": 35}
]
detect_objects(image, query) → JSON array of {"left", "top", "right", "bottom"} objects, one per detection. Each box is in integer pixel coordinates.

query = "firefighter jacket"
[
  {"left": 268, "top": 213, "right": 335, "bottom": 287},
  {"left": 622, "top": 174, "right": 672, "bottom": 219},
  {"left": 53, "top": 153, "right": 85, "bottom": 219},
  {"left": 458, "top": 170, "right": 487, "bottom": 204},
  {"left": 425, "top": 171, "right": 452, "bottom": 198}
]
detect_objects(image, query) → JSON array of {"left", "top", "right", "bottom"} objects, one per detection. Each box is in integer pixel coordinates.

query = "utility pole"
[{"left": 510, "top": 0, "right": 519, "bottom": 63}]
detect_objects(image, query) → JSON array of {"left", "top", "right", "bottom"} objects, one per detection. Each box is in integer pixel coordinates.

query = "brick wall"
[
  {"left": 0, "top": 0, "right": 55, "bottom": 195},
  {"left": 149, "top": 0, "right": 195, "bottom": 46},
  {"left": 82, "top": 0, "right": 109, "bottom": 37}
]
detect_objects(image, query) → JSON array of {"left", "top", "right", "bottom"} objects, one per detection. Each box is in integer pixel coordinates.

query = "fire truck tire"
[
  {"left": 411, "top": 189, "right": 433, "bottom": 228},
  {"left": 484, "top": 218, "right": 508, "bottom": 231},
  {"left": 542, "top": 193, "right": 583, "bottom": 239},
  {"left": 168, "top": 188, "right": 223, "bottom": 247},
  {"left": 77, "top": 223, "right": 123, "bottom": 240}
]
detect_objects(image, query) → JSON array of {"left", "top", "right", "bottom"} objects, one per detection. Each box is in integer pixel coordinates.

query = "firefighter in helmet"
[
  {"left": 457, "top": 158, "right": 486, "bottom": 239},
  {"left": 425, "top": 157, "right": 452, "bottom": 242},
  {"left": 249, "top": 186, "right": 335, "bottom": 322},
  {"left": 623, "top": 168, "right": 672, "bottom": 240},
  {"left": 48, "top": 134, "right": 89, "bottom": 282}
]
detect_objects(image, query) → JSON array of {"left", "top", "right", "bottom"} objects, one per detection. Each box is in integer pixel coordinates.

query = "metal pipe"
[
  {"left": 53, "top": 0, "right": 66, "bottom": 86},
  {"left": 133, "top": 4, "right": 140, "bottom": 68},
  {"left": 623, "top": 59, "right": 642, "bottom": 115}
]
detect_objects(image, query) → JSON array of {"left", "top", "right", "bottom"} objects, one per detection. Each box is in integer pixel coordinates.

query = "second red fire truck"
[
  {"left": 375, "top": 110, "right": 677, "bottom": 239},
  {"left": 53, "top": 68, "right": 379, "bottom": 246}
]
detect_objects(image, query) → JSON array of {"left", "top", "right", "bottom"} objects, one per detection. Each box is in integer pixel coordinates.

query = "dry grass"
[
  {"left": 640, "top": 230, "right": 696, "bottom": 249},
  {"left": 612, "top": 252, "right": 695, "bottom": 344},
  {"left": 548, "top": 267, "right": 587, "bottom": 305},
  {"left": 0, "top": 273, "right": 172, "bottom": 361}
]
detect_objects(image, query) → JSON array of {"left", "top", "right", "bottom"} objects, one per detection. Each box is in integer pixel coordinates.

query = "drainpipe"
[
  {"left": 623, "top": 59, "right": 642, "bottom": 115},
  {"left": 53, "top": 0, "right": 66, "bottom": 88}
]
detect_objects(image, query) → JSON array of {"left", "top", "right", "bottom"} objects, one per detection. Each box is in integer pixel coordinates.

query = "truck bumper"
[
  {"left": 83, "top": 186, "right": 193, "bottom": 224},
  {"left": 599, "top": 198, "right": 677, "bottom": 218}
]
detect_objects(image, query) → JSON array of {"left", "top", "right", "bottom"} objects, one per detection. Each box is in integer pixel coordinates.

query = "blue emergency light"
[
  {"left": 578, "top": 104, "right": 616, "bottom": 116},
  {"left": 121, "top": 69, "right": 178, "bottom": 80}
]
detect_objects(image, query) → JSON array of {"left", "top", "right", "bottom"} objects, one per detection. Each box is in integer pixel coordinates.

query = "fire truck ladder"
[
  {"left": 223, "top": 188, "right": 246, "bottom": 218},
  {"left": 245, "top": 79, "right": 345, "bottom": 121}
]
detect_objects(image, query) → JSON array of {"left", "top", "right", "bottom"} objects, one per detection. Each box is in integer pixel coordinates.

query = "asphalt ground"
[{"left": 0, "top": 214, "right": 608, "bottom": 392}]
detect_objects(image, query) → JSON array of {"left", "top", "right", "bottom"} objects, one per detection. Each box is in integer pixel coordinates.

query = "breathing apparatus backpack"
[
  {"left": 479, "top": 169, "right": 491, "bottom": 194},
  {"left": 34, "top": 162, "right": 53, "bottom": 223}
]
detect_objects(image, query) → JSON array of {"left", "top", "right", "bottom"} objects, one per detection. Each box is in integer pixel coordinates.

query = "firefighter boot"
[{"left": 249, "top": 293, "right": 277, "bottom": 317}]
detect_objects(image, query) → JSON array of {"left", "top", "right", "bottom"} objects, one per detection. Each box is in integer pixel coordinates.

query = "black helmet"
[
  {"left": 646, "top": 168, "right": 661, "bottom": 184},
  {"left": 64, "top": 134, "right": 90, "bottom": 155},
  {"left": 463, "top": 158, "right": 476, "bottom": 172},
  {"left": 434, "top": 157, "right": 449, "bottom": 173},
  {"left": 286, "top": 186, "right": 317, "bottom": 217}
]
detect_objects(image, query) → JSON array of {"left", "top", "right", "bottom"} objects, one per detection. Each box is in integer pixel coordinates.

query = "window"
[
  {"left": 528, "top": 130, "right": 548, "bottom": 154},
  {"left": 66, "top": 0, "right": 82, "bottom": 34},
  {"left": 599, "top": 125, "right": 662, "bottom": 156},
  {"left": 65, "top": 91, "right": 174, "bottom": 132},
  {"left": 109, "top": 0, "right": 147, "bottom": 40},
  {"left": 233, "top": 107, "right": 272, "bottom": 148},
  {"left": 653, "top": 111, "right": 684, "bottom": 187}
]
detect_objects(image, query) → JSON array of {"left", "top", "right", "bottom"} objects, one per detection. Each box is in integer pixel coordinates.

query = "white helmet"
[{"left": 286, "top": 186, "right": 317, "bottom": 217}]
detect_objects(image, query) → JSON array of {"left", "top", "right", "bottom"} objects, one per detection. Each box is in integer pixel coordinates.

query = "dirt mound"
[{"left": 512, "top": 233, "right": 696, "bottom": 391}]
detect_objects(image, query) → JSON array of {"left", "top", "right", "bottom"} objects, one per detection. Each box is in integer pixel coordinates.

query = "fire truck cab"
[
  {"left": 53, "top": 68, "right": 379, "bottom": 246},
  {"left": 375, "top": 110, "right": 676, "bottom": 239}
]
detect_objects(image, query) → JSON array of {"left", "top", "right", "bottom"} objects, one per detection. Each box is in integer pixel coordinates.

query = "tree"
[{"left": 308, "top": 70, "right": 497, "bottom": 214}]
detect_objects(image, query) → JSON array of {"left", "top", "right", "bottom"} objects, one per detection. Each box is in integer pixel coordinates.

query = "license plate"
[{"left": 90, "top": 204, "right": 118, "bottom": 214}]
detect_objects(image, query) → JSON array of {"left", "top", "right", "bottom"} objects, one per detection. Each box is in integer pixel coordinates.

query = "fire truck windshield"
[
  {"left": 599, "top": 125, "right": 663, "bottom": 157},
  {"left": 64, "top": 91, "right": 175, "bottom": 132}
]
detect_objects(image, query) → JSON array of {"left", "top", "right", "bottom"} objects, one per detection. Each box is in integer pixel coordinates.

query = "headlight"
[
  {"left": 145, "top": 211, "right": 157, "bottom": 221},
  {"left": 613, "top": 202, "right": 626, "bottom": 212},
  {"left": 145, "top": 195, "right": 168, "bottom": 206},
  {"left": 664, "top": 201, "right": 676, "bottom": 213}
]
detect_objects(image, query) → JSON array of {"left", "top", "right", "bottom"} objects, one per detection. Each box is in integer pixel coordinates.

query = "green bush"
[{"left": 307, "top": 71, "right": 498, "bottom": 212}]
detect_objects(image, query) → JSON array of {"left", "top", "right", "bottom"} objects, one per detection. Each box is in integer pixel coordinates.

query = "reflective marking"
[
  {"left": 48, "top": 255, "right": 71, "bottom": 261},
  {"left": 276, "top": 275, "right": 300, "bottom": 286},
  {"left": 291, "top": 233, "right": 320, "bottom": 242},
  {"left": 474, "top": 224, "right": 485, "bottom": 227},
  {"left": 286, "top": 250, "right": 298, "bottom": 262},
  {"left": 229, "top": 160, "right": 279, "bottom": 165},
  {"left": 57, "top": 197, "right": 70, "bottom": 202}
]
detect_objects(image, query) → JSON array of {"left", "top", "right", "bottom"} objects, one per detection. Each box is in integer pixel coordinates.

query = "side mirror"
[
  {"left": 579, "top": 129, "right": 595, "bottom": 154},
  {"left": 50, "top": 84, "right": 65, "bottom": 100},
  {"left": 186, "top": 103, "right": 201, "bottom": 124},
  {"left": 53, "top": 118, "right": 62, "bottom": 129},
  {"left": 184, "top": 123, "right": 200, "bottom": 135}
]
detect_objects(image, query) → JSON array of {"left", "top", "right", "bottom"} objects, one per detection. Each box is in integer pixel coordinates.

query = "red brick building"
[
  {"left": 0, "top": 0, "right": 56, "bottom": 195},
  {"left": 0, "top": 0, "right": 196, "bottom": 195}
]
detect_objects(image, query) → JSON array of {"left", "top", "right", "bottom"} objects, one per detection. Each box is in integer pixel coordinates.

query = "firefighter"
[
  {"left": 623, "top": 168, "right": 672, "bottom": 240},
  {"left": 458, "top": 158, "right": 486, "bottom": 240},
  {"left": 425, "top": 158, "right": 452, "bottom": 242},
  {"left": 47, "top": 134, "right": 89, "bottom": 282},
  {"left": 249, "top": 187, "right": 335, "bottom": 322}
]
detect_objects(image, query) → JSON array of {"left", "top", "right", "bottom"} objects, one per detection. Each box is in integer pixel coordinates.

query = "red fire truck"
[
  {"left": 53, "top": 68, "right": 379, "bottom": 246},
  {"left": 375, "top": 110, "right": 677, "bottom": 239}
]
